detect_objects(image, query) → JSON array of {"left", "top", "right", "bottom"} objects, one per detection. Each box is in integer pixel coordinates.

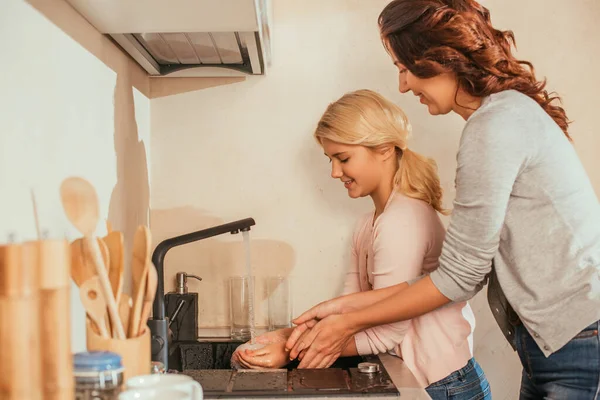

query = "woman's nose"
[{"left": 398, "top": 75, "right": 409, "bottom": 94}]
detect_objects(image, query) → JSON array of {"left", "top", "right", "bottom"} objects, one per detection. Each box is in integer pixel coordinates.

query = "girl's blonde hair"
[{"left": 314, "top": 89, "right": 448, "bottom": 215}]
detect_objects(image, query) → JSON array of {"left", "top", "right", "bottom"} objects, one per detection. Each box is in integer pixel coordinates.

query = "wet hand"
[
  {"left": 253, "top": 328, "right": 293, "bottom": 345},
  {"left": 236, "top": 342, "right": 290, "bottom": 369},
  {"left": 290, "top": 314, "right": 355, "bottom": 369}
]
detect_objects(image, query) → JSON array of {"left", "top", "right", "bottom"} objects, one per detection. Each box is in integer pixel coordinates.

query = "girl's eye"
[
  {"left": 340, "top": 158, "right": 349, "bottom": 163},
  {"left": 399, "top": 68, "right": 407, "bottom": 74}
]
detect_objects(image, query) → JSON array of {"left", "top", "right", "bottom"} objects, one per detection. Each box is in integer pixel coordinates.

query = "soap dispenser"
[{"left": 165, "top": 272, "right": 202, "bottom": 342}]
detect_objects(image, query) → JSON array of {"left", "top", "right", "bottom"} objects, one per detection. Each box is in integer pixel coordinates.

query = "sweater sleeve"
[
  {"left": 341, "top": 217, "right": 364, "bottom": 296},
  {"left": 354, "top": 204, "right": 431, "bottom": 355},
  {"left": 430, "top": 105, "right": 532, "bottom": 302}
]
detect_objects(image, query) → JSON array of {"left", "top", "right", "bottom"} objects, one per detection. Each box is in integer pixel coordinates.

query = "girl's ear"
[{"left": 381, "top": 145, "right": 397, "bottom": 161}]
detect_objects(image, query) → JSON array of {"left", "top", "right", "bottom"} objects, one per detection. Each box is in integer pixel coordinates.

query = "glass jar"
[
  {"left": 150, "top": 361, "right": 166, "bottom": 374},
  {"left": 74, "top": 351, "right": 124, "bottom": 400}
]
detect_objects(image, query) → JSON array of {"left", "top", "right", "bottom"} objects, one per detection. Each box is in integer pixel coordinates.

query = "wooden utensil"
[
  {"left": 119, "top": 293, "right": 132, "bottom": 335},
  {"left": 70, "top": 238, "right": 109, "bottom": 287},
  {"left": 138, "top": 262, "right": 158, "bottom": 336},
  {"left": 80, "top": 276, "right": 109, "bottom": 338},
  {"left": 129, "top": 225, "right": 151, "bottom": 338},
  {"left": 102, "top": 231, "right": 124, "bottom": 337},
  {"left": 60, "top": 177, "right": 126, "bottom": 339}
]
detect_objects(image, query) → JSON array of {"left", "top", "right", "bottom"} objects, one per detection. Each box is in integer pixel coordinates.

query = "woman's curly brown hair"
[{"left": 379, "top": 0, "right": 572, "bottom": 140}]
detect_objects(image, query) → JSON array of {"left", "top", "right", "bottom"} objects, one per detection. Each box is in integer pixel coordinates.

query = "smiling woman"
[{"left": 286, "top": 1, "right": 600, "bottom": 399}]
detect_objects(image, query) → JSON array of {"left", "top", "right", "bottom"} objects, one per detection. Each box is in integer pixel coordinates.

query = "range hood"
[{"left": 65, "top": 0, "right": 272, "bottom": 77}]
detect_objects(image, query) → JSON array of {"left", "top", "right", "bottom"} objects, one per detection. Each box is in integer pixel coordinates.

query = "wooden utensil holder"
[
  {"left": 0, "top": 243, "right": 42, "bottom": 400},
  {"left": 86, "top": 320, "right": 151, "bottom": 381},
  {"left": 37, "top": 239, "right": 73, "bottom": 400}
]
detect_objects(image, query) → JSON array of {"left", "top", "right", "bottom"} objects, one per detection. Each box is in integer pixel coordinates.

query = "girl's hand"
[
  {"left": 253, "top": 328, "right": 293, "bottom": 345},
  {"left": 285, "top": 299, "right": 347, "bottom": 353},
  {"left": 236, "top": 342, "right": 290, "bottom": 369}
]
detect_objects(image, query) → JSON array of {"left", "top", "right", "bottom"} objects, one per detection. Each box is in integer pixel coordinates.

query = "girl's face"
[{"left": 321, "top": 138, "right": 392, "bottom": 199}]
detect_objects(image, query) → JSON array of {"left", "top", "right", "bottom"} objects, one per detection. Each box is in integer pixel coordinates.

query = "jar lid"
[{"left": 73, "top": 351, "right": 123, "bottom": 372}]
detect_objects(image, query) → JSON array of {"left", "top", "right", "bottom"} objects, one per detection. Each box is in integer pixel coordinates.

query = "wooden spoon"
[
  {"left": 60, "top": 177, "right": 126, "bottom": 340},
  {"left": 102, "top": 232, "right": 124, "bottom": 303},
  {"left": 119, "top": 293, "right": 132, "bottom": 335},
  {"left": 80, "top": 276, "right": 109, "bottom": 338},
  {"left": 70, "top": 238, "right": 109, "bottom": 287},
  {"left": 138, "top": 262, "right": 158, "bottom": 335},
  {"left": 102, "top": 231, "right": 124, "bottom": 337},
  {"left": 129, "top": 225, "right": 151, "bottom": 338}
]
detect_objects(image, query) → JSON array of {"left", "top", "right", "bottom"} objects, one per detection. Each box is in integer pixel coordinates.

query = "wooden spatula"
[
  {"left": 102, "top": 232, "right": 124, "bottom": 303},
  {"left": 80, "top": 276, "right": 109, "bottom": 338},
  {"left": 138, "top": 262, "right": 158, "bottom": 336},
  {"left": 129, "top": 225, "right": 151, "bottom": 338}
]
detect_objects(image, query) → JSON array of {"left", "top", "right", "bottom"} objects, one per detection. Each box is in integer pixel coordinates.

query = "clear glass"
[
  {"left": 229, "top": 276, "right": 255, "bottom": 341},
  {"left": 267, "top": 276, "right": 292, "bottom": 331}
]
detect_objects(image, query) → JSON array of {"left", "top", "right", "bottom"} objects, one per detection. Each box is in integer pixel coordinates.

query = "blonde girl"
[{"left": 237, "top": 90, "right": 490, "bottom": 399}]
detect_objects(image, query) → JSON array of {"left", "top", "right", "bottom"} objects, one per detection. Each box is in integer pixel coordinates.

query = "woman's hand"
[
  {"left": 288, "top": 314, "right": 356, "bottom": 369},
  {"left": 290, "top": 298, "right": 346, "bottom": 327},
  {"left": 235, "top": 342, "right": 290, "bottom": 369}
]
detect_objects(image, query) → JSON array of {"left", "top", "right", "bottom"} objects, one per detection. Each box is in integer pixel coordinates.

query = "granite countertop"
[{"left": 378, "top": 354, "right": 431, "bottom": 400}]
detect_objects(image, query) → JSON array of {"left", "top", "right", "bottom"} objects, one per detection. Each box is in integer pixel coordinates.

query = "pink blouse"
[{"left": 345, "top": 191, "right": 476, "bottom": 387}]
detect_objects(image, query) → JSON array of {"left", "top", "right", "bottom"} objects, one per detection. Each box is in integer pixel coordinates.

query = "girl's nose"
[{"left": 331, "top": 162, "right": 343, "bottom": 179}]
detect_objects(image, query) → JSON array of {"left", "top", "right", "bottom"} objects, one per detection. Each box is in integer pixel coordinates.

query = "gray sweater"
[{"left": 430, "top": 90, "right": 600, "bottom": 356}]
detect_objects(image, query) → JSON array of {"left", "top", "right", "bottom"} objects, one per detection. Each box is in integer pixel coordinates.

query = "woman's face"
[
  {"left": 392, "top": 58, "right": 459, "bottom": 116},
  {"left": 321, "top": 138, "right": 389, "bottom": 199}
]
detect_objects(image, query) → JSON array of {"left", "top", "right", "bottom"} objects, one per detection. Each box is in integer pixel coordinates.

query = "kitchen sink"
[{"left": 169, "top": 340, "right": 399, "bottom": 397}]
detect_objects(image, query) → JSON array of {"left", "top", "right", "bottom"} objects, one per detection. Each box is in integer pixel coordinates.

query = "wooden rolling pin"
[{"left": 0, "top": 243, "right": 42, "bottom": 400}]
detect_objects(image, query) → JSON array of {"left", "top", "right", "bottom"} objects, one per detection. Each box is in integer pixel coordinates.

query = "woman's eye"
[
  {"left": 399, "top": 68, "right": 407, "bottom": 74},
  {"left": 340, "top": 158, "right": 349, "bottom": 163}
]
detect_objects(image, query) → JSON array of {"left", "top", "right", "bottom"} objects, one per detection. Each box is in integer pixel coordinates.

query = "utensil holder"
[
  {"left": 0, "top": 243, "right": 42, "bottom": 400},
  {"left": 86, "top": 320, "right": 151, "bottom": 381},
  {"left": 37, "top": 239, "right": 73, "bottom": 400}
]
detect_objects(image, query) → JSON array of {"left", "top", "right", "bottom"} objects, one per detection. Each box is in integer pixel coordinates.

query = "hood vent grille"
[{"left": 112, "top": 31, "right": 262, "bottom": 76}]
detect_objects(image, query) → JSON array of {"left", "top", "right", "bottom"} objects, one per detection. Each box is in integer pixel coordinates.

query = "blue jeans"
[
  {"left": 516, "top": 320, "right": 600, "bottom": 399},
  {"left": 426, "top": 358, "right": 492, "bottom": 400}
]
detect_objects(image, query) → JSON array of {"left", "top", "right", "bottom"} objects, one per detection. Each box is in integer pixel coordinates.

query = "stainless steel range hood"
[{"left": 65, "top": 0, "right": 272, "bottom": 77}]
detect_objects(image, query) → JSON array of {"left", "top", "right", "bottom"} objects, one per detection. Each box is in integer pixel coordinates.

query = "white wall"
[
  {"left": 148, "top": 0, "right": 600, "bottom": 398},
  {"left": 0, "top": 0, "right": 151, "bottom": 352}
]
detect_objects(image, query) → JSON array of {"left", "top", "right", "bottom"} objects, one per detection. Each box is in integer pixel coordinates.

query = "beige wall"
[
  {"left": 150, "top": 0, "right": 600, "bottom": 397},
  {"left": 1, "top": 0, "right": 151, "bottom": 352}
]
